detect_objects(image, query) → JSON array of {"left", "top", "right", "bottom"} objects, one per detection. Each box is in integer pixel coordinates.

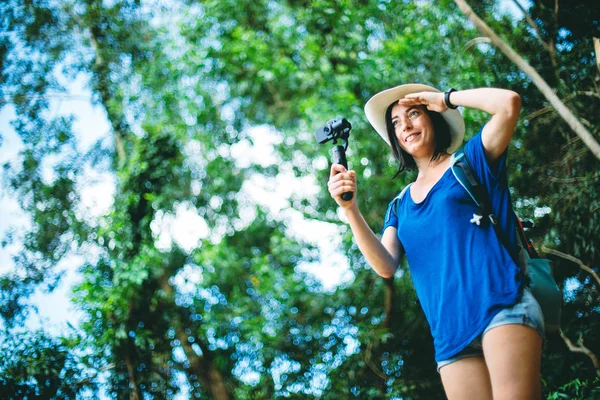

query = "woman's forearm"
[
  {"left": 343, "top": 204, "right": 399, "bottom": 278},
  {"left": 448, "top": 88, "right": 521, "bottom": 117}
]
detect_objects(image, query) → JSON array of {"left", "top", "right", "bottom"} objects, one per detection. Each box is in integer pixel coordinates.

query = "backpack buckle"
[{"left": 470, "top": 213, "right": 498, "bottom": 226}]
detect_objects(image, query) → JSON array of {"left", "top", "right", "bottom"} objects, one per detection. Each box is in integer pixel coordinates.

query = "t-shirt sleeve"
[{"left": 463, "top": 126, "right": 509, "bottom": 189}]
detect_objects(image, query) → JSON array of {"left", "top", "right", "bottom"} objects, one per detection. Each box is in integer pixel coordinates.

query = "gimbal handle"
[{"left": 332, "top": 145, "right": 353, "bottom": 201}]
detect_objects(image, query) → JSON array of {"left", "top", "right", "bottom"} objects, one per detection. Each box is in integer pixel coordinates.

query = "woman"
[{"left": 327, "top": 84, "right": 544, "bottom": 399}]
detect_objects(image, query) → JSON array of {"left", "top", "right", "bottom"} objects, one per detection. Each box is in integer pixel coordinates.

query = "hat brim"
[{"left": 364, "top": 84, "right": 465, "bottom": 154}]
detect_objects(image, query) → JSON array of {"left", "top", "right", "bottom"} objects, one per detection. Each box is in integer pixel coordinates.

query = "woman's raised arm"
[
  {"left": 400, "top": 88, "right": 521, "bottom": 164},
  {"left": 446, "top": 88, "right": 521, "bottom": 163}
]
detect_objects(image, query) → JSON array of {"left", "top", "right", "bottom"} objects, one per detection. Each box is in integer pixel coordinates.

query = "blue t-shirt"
[{"left": 382, "top": 129, "right": 523, "bottom": 362}]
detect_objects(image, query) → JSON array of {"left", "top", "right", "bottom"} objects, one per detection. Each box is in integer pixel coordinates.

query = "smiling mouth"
[{"left": 405, "top": 132, "right": 421, "bottom": 143}]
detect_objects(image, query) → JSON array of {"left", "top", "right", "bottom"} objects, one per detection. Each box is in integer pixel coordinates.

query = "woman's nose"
[{"left": 400, "top": 118, "right": 412, "bottom": 131}]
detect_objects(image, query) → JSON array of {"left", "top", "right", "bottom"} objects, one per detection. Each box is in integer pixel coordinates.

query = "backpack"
[{"left": 392, "top": 149, "right": 562, "bottom": 333}]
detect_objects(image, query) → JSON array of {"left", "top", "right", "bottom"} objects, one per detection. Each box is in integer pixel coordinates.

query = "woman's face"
[{"left": 390, "top": 102, "right": 435, "bottom": 158}]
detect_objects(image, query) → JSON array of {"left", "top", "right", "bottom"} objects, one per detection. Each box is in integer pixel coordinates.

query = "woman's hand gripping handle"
[
  {"left": 328, "top": 163, "right": 356, "bottom": 209},
  {"left": 331, "top": 146, "right": 353, "bottom": 200}
]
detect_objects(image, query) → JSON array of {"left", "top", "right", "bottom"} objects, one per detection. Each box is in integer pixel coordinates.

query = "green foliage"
[
  {"left": 547, "top": 378, "right": 600, "bottom": 400},
  {"left": 0, "top": 0, "right": 598, "bottom": 398},
  {"left": 0, "top": 331, "right": 95, "bottom": 399}
]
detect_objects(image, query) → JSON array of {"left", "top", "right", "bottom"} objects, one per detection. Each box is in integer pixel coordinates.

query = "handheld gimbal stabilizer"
[{"left": 315, "top": 118, "right": 353, "bottom": 201}]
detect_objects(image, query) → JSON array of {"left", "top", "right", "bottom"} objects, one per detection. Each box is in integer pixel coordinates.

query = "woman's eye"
[{"left": 409, "top": 110, "right": 420, "bottom": 119}]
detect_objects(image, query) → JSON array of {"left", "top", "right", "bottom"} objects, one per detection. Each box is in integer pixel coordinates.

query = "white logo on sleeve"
[{"left": 470, "top": 214, "right": 483, "bottom": 226}]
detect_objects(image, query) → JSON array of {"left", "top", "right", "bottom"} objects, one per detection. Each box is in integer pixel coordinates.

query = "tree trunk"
[
  {"left": 83, "top": 6, "right": 128, "bottom": 167},
  {"left": 124, "top": 349, "right": 143, "bottom": 400},
  {"left": 176, "top": 327, "right": 230, "bottom": 400},
  {"left": 158, "top": 273, "right": 231, "bottom": 400},
  {"left": 594, "top": 38, "right": 600, "bottom": 75},
  {"left": 383, "top": 277, "right": 395, "bottom": 329},
  {"left": 454, "top": 0, "right": 600, "bottom": 161}
]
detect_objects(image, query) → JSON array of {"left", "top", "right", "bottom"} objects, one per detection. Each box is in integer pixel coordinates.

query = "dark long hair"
[{"left": 385, "top": 103, "right": 452, "bottom": 179}]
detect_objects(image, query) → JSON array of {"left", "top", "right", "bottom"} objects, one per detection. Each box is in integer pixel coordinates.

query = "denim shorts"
[{"left": 437, "top": 288, "right": 545, "bottom": 372}]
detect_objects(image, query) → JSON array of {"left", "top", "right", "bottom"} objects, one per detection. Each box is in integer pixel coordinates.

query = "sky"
[{"left": 0, "top": 73, "right": 112, "bottom": 334}]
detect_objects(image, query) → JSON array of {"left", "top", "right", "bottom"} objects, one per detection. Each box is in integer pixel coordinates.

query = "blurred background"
[{"left": 0, "top": 0, "right": 599, "bottom": 398}]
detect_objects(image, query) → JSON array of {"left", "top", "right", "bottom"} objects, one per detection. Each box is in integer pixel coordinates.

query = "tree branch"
[
  {"left": 2, "top": 94, "right": 93, "bottom": 103},
  {"left": 365, "top": 356, "right": 387, "bottom": 380},
  {"left": 559, "top": 329, "right": 600, "bottom": 378},
  {"left": 546, "top": 173, "right": 600, "bottom": 184},
  {"left": 549, "top": 241, "right": 600, "bottom": 379},
  {"left": 524, "top": 105, "right": 554, "bottom": 121},
  {"left": 160, "top": 274, "right": 230, "bottom": 400},
  {"left": 540, "top": 246, "right": 600, "bottom": 288},
  {"left": 525, "top": 91, "right": 600, "bottom": 121},
  {"left": 554, "top": 0, "right": 559, "bottom": 32},
  {"left": 594, "top": 38, "right": 600, "bottom": 75},
  {"left": 74, "top": 363, "right": 115, "bottom": 386},
  {"left": 124, "top": 347, "right": 143, "bottom": 400},
  {"left": 114, "top": 133, "right": 126, "bottom": 164},
  {"left": 549, "top": 0, "right": 559, "bottom": 71},
  {"left": 84, "top": 14, "right": 128, "bottom": 168},
  {"left": 511, "top": 0, "right": 556, "bottom": 67},
  {"left": 464, "top": 36, "right": 492, "bottom": 50},
  {"left": 383, "top": 277, "right": 395, "bottom": 329},
  {"left": 453, "top": 0, "right": 600, "bottom": 160},
  {"left": 363, "top": 341, "right": 387, "bottom": 381},
  {"left": 574, "top": 90, "right": 600, "bottom": 99}
]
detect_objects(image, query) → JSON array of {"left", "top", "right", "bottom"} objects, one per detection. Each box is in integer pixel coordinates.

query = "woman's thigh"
[
  {"left": 439, "top": 356, "right": 493, "bottom": 400},
  {"left": 482, "top": 324, "right": 542, "bottom": 400}
]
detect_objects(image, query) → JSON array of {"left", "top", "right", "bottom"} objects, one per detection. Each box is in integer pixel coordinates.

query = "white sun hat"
[{"left": 364, "top": 83, "right": 465, "bottom": 153}]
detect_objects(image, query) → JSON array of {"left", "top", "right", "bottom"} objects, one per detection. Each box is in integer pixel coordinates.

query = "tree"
[
  {"left": 0, "top": 0, "right": 598, "bottom": 398},
  {"left": 454, "top": 0, "right": 600, "bottom": 159},
  {"left": 0, "top": 331, "right": 95, "bottom": 399},
  {"left": 448, "top": 0, "right": 600, "bottom": 391}
]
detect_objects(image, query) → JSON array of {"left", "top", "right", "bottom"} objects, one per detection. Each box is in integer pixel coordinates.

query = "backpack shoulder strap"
[
  {"left": 450, "top": 149, "right": 498, "bottom": 226},
  {"left": 386, "top": 183, "right": 412, "bottom": 226},
  {"left": 451, "top": 149, "right": 531, "bottom": 263},
  {"left": 450, "top": 150, "right": 478, "bottom": 205},
  {"left": 397, "top": 183, "right": 412, "bottom": 202}
]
